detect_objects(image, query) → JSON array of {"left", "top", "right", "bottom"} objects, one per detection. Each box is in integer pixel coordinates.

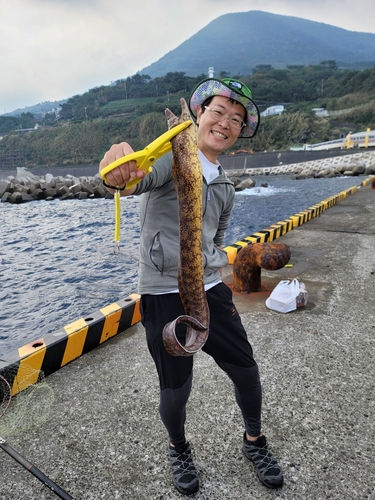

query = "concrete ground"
[{"left": 0, "top": 182, "right": 374, "bottom": 500}]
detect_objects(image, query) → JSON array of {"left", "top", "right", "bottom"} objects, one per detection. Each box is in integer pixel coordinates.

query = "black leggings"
[{"left": 140, "top": 282, "right": 262, "bottom": 445}]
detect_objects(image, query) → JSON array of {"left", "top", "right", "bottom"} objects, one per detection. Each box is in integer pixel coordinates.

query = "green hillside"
[{"left": 1, "top": 63, "right": 375, "bottom": 169}]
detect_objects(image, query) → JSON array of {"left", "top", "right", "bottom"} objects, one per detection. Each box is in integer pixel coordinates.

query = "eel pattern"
[{"left": 162, "top": 98, "right": 210, "bottom": 356}]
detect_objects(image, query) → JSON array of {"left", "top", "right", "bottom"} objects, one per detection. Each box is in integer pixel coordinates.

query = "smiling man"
[{"left": 99, "top": 78, "right": 283, "bottom": 496}]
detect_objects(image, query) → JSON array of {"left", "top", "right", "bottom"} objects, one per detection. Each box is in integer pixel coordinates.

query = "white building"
[
  {"left": 260, "top": 105, "right": 285, "bottom": 117},
  {"left": 312, "top": 108, "right": 329, "bottom": 117}
]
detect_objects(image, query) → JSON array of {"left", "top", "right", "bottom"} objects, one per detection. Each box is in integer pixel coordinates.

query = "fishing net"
[{"left": 0, "top": 363, "right": 54, "bottom": 439}]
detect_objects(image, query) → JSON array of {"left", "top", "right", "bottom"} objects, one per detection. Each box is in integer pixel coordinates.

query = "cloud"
[{"left": 0, "top": 0, "right": 374, "bottom": 113}]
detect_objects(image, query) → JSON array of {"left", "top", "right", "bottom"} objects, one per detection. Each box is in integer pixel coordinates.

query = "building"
[
  {"left": 260, "top": 105, "right": 285, "bottom": 117},
  {"left": 312, "top": 108, "right": 329, "bottom": 117}
]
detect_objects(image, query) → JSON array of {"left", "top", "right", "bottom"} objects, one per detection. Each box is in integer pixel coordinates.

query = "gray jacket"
[{"left": 133, "top": 152, "right": 235, "bottom": 294}]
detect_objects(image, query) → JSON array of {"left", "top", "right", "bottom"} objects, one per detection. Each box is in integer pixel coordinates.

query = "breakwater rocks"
[
  {"left": 0, "top": 168, "right": 112, "bottom": 204},
  {"left": 233, "top": 150, "right": 375, "bottom": 178},
  {"left": 1, "top": 151, "right": 375, "bottom": 204},
  {"left": 0, "top": 167, "right": 260, "bottom": 204}
]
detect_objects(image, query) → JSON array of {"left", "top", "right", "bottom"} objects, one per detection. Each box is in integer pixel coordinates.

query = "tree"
[
  {"left": 252, "top": 65, "right": 274, "bottom": 74},
  {"left": 319, "top": 60, "right": 338, "bottom": 70},
  {"left": 0, "top": 116, "right": 19, "bottom": 133}
]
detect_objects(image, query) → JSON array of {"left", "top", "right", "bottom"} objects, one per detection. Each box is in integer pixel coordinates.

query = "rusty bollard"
[{"left": 233, "top": 242, "right": 291, "bottom": 293}]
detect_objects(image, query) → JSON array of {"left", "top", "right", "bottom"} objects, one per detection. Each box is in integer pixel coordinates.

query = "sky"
[{"left": 1, "top": 0, "right": 375, "bottom": 114}]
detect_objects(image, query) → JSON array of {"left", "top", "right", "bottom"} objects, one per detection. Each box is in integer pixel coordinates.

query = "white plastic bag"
[{"left": 266, "top": 279, "right": 308, "bottom": 313}]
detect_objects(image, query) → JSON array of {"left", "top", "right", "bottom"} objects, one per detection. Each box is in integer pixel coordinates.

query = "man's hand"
[{"left": 99, "top": 142, "right": 146, "bottom": 195}]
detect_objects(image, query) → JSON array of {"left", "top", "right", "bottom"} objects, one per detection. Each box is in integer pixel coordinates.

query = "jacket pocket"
[{"left": 149, "top": 232, "right": 164, "bottom": 274}]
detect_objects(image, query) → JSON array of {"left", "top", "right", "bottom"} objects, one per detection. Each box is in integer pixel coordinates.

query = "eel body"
[{"left": 162, "top": 98, "right": 210, "bottom": 356}]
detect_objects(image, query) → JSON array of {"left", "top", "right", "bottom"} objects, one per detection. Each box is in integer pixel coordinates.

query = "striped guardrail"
[
  {"left": 0, "top": 294, "right": 141, "bottom": 395},
  {"left": 223, "top": 180, "right": 371, "bottom": 264}
]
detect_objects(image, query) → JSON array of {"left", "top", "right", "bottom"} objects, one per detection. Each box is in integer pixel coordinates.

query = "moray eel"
[{"left": 162, "top": 98, "right": 210, "bottom": 356}]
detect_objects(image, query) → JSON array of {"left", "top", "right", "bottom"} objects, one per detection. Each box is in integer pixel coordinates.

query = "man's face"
[{"left": 196, "top": 95, "right": 245, "bottom": 162}]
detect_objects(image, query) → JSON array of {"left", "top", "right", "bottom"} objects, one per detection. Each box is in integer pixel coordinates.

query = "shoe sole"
[{"left": 172, "top": 479, "right": 199, "bottom": 496}]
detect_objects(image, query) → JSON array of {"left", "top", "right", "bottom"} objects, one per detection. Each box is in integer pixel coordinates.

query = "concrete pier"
[{"left": 0, "top": 181, "right": 374, "bottom": 500}]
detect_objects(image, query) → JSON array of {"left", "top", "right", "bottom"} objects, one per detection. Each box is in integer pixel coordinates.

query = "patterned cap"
[{"left": 189, "top": 78, "right": 260, "bottom": 138}]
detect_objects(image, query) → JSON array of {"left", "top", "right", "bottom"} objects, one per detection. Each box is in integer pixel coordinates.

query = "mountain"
[
  {"left": 4, "top": 100, "right": 67, "bottom": 117},
  {"left": 140, "top": 10, "right": 375, "bottom": 77}
]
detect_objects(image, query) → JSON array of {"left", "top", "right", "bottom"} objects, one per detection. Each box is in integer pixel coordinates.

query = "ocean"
[{"left": 0, "top": 174, "right": 364, "bottom": 356}]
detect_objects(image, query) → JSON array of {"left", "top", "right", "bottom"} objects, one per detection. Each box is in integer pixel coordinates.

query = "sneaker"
[
  {"left": 242, "top": 434, "right": 283, "bottom": 489},
  {"left": 168, "top": 442, "right": 199, "bottom": 496}
]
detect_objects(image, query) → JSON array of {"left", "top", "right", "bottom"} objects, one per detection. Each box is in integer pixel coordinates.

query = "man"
[{"left": 99, "top": 78, "right": 283, "bottom": 495}]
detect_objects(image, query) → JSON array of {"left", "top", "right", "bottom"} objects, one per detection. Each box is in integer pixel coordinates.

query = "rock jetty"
[
  {"left": 1, "top": 151, "right": 375, "bottom": 204},
  {"left": 0, "top": 168, "right": 111, "bottom": 204},
  {"left": 234, "top": 150, "right": 375, "bottom": 178}
]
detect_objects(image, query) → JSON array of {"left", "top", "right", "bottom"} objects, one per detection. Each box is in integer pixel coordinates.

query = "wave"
[{"left": 235, "top": 185, "right": 296, "bottom": 196}]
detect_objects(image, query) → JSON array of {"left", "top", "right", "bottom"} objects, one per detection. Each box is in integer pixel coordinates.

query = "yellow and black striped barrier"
[
  {"left": 0, "top": 294, "right": 141, "bottom": 395},
  {"left": 223, "top": 181, "right": 369, "bottom": 265}
]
